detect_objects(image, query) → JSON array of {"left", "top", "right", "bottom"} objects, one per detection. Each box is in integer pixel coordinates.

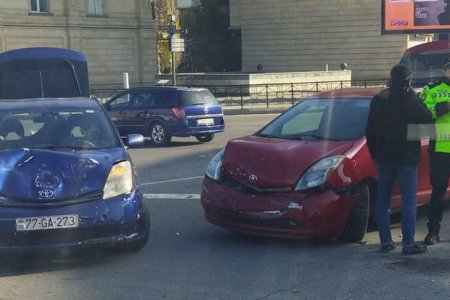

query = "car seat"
[
  {"left": 63, "top": 114, "right": 100, "bottom": 147},
  {"left": 0, "top": 118, "right": 25, "bottom": 149},
  {"left": 0, "top": 118, "right": 24, "bottom": 139}
]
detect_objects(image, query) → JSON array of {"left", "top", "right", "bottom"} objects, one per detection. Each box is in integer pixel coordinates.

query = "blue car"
[
  {"left": 0, "top": 97, "right": 149, "bottom": 252},
  {"left": 105, "top": 87, "right": 225, "bottom": 146}
]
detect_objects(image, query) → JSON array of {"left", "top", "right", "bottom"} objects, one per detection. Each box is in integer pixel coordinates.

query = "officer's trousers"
[{"left": 427, "top": 152, "right": 450, "bottom": 234}]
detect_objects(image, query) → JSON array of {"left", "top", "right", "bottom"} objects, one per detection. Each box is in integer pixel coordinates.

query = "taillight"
[{"left": 171, "top": 107, "right": 185, "bottom": 119}]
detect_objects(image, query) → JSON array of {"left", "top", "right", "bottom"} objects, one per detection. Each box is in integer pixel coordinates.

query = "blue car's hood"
[{"left": 0, "top": 148, "right": 126, "bottom": 201}]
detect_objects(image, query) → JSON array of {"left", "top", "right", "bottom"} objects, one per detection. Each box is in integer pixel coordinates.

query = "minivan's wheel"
[
  {"left": 195, "top": 133, "right": 214, "bottom": 143},
  {"left": 149, "top": 121, "right": 171, "bottom": 146},
  {"left": 115, "top": 204, "right": 150, "bottom": 253},
  {"left": 340, "top": 183, "right": 370, "bottom": 242}
]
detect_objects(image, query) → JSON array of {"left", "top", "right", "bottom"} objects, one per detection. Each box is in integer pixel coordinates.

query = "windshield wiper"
[
  {"left": 284, "top": 134, "right": 341, "bottom": 141},
  {"left": 65, "top": 59, "right": 82, "bottom": 96},
  {"left": 39, "top": 145, "right": 92, "bottom": 151},
  {"left": 257, "top": 133, "right": 279, "bottom": 138}
]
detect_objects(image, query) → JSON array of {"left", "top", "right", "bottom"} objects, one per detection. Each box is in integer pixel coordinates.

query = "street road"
[{"left": 1, "top": 114, "right": 450, "bottom": 300}]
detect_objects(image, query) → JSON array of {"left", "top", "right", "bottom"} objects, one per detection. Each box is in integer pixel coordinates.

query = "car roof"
[
  {"left": 0, "top": 97, "right": 101, "bottom": 110},
  {"left": 0, "top": 47, "right": 87, "bottom": 64},
  {"left": 309, "top": 87, "right": 384, "bottom": 99},
  {"left": 402, "top": 40, "right": 450, "bottom": 56}
]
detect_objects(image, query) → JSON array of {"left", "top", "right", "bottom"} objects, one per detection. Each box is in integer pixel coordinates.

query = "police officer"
[{"left": 420, "top": 59, "right": 450, "bottom": 245}]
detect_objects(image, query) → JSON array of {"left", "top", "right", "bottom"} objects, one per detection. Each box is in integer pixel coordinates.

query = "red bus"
[{"left": 399, "top": 41, "right": 450, "bottom": 90}]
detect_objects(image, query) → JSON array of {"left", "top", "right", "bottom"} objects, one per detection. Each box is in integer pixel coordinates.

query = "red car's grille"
[
  {"left": 206, "top": 205, "right": 294, "bottom": 229},
  {"left": 223, "top": 173, "right": 291, "bottom": 194}
]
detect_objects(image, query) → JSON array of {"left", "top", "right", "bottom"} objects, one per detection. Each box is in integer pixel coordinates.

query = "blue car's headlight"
[
  {"left": 103, "top": 161, "right": 133, "bottom": 199},
  {"left": 295, "top": 155, "right": 345, "bottom": 191},
  {"left": 205, "top": 149, "right": 225, "bottom": 181}
]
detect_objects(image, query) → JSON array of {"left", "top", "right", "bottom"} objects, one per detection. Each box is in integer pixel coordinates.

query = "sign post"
[{"left": 158, "top": 15, "right": 186, "bottom": 86}]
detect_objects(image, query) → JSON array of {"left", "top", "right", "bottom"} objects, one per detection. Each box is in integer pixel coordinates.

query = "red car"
[{"left": 201, "top": 88, "right": 436, "bottom": 242}]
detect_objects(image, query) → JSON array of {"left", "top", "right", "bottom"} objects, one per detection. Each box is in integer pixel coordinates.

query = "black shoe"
[
  {"left": 380, "top": 243, "right": 396, "bottom": 253},
  {"left": 424, "top": 233, "right": 440, "bottom": 245},
  {"left": 402, "top": 243, "right": 427, "bottom": 255}
]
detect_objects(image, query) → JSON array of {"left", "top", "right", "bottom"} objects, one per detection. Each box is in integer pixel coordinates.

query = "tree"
[{"left": 152, "top": 0, "right": 181, "bottom": 74}]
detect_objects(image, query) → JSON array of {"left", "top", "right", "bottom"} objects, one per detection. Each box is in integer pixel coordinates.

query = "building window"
[
  {"left": 31, "top": 0, "right": 49, "bottom": 13},
  {"left": 87, "top": 0, "right": 105, "bottom": 16}
]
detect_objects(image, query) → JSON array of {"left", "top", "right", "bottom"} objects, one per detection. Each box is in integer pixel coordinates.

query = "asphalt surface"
[{"left": 2, "top": 113, "right": 450, "bottom": 300}]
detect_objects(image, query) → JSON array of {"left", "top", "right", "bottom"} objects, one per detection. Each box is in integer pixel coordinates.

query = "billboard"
[{"left": 382, "top": 0, "right": 450, "bottom": 33}]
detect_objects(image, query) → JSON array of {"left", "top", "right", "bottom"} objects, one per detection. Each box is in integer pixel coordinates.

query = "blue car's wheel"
[
  {"left": 195, "top": 133, "right": 214, "bottom": 143},
  {"left": 149, "top": 121, "right": 171, "bottom": 146}
]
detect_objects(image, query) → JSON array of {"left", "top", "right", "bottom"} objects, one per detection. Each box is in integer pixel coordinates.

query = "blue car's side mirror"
[{"left": 125, "top": 134, "right": 145, "bottom": 147}]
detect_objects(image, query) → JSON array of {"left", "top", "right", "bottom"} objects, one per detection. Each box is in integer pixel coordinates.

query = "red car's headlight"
[
  {"left": 205, "top": 149, "right": 225, "bottom": 181},
  {"left": 295, "top": 155, "right": 345, "bottom": 191}
]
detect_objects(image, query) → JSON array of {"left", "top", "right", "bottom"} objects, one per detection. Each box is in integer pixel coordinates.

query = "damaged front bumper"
[
  {"left": 201, "top": 178, "right": 359, "bottom": 239},
  {"left": 0, "top": 191, "right": 148, "bottom": 252}
]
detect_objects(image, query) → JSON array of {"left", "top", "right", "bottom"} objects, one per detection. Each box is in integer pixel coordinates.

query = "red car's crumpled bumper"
[{"left": 201, "top": 178, "right": 359, "bottom": 240}]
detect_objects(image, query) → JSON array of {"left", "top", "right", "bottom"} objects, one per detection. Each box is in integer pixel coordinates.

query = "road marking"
[
  {"left": 140, "top": 176, "right": 204, "bottom": 186},
  {"left": 144, "top": 193, "right": 200, "bottom": 200}
]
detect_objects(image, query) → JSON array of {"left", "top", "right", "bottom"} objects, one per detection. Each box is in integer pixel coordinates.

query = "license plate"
[
  {"left": 16, "top": 214, "right": 79, "bottom": 231},
  {"left": 197, "top": 118, "right": 214, "bottom": 125}
]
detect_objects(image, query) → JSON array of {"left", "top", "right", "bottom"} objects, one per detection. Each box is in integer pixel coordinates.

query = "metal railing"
[{"left": 91, "top": 79, "right": 387, "bottom": 109}]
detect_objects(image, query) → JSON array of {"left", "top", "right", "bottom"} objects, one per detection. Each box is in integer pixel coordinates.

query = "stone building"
[
  {"left": 0, "top": 0, "right": 157, "bottom": 90},
  {"left": 229, "top": 0, "right": 431, "bottom": 80}
]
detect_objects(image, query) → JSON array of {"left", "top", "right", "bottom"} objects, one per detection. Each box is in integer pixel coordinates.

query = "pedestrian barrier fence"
[{"left": 91, "top": 79, "right": 388, "bottom": 109}]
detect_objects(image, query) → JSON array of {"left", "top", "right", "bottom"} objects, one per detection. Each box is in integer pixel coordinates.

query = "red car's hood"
[{"left": 223, "top": 136, "right": 354, "bottom": 189}]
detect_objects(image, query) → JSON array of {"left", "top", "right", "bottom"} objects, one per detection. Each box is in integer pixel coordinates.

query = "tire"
[
  {"left": 115, "top": 204, "right": 150, "bottom": 253},
  {"left": 149, "top": 121, "right": 171, "bottom": 146},
  {"left": 195, "top": 133, "right": 214, "bottom": 143},
  {"left": 340, "top": 183, "right": 370, "bottom": 242}
]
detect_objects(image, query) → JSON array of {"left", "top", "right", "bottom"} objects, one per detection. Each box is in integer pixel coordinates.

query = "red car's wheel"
[{"left": 340, "top": 183, "right": 371, "bottom": 242}]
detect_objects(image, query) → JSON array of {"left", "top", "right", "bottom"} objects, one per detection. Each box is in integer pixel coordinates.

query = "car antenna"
[
  {"left": 39, "top": 71, "right": 44, "bottom": 98},
  {"left": 65, "top": 59, "right": 82, "bottom": 96}
]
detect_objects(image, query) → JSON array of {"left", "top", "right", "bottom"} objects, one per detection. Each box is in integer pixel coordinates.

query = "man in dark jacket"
[{"left": 366, "top": 64, "right": 432, "bottom": 255}]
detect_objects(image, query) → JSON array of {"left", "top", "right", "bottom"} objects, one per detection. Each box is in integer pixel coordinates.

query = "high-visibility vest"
[{"left": 420, "top": 80, "right": 450, "bottom": 153}]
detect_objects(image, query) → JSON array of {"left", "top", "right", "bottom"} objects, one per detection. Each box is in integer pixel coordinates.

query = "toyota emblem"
[
  {"left": 38, "top": 189, "right": 54, "bottom": 198},
  {"left": 248, "top": 174, "right": 258, "bottom": 183}
]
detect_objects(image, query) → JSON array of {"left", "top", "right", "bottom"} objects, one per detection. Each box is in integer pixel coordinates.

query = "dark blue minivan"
[{"left": 104, "top": 86, "right": 225, "bottom": 146}]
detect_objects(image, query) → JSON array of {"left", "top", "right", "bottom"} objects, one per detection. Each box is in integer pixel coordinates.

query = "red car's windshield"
[{"left": 257, "top": 98, "right": 370, "bottom": 141}]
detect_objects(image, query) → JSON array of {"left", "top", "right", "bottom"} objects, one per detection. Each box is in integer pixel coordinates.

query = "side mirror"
[{"left": 124, "top": 134, "right": 145, "bottom": 148}]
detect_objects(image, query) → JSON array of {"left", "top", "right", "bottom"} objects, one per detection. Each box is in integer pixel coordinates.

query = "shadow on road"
[{"left": 0, "top": 248, "right": 119, "bottom": 278}]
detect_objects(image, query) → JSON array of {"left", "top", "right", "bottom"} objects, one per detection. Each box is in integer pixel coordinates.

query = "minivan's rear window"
[{"left": 178, "top": 90, "right": 219, "bottom": 106}]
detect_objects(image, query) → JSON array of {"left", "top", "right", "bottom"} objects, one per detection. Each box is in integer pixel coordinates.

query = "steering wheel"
[{"left": 80, "top": 140, "right": 95, "bottom": 148}]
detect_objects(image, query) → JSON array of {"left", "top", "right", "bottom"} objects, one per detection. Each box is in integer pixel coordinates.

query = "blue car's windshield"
[{"left": 0, "top": 108, "right": 120, "bottom": 150}]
